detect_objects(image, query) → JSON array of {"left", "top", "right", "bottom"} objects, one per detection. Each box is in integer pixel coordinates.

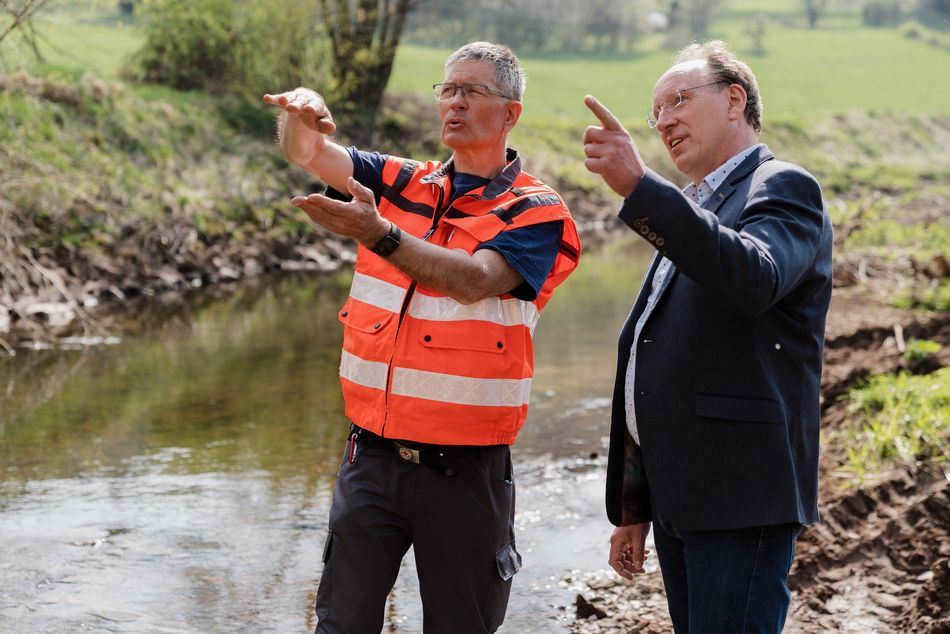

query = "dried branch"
[
  {"left": 18, "top": 245, "right": 104, "bottom": 335},
  {"left": 0, "top": 0, "right": 50, "bottom": 47}
]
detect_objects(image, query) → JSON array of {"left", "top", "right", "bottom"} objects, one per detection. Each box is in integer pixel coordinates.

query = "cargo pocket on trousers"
[{"left": 495, "top": 541, "right": 522, "bottom": 581}]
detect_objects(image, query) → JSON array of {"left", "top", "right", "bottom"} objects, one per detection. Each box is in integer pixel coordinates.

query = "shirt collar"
[
  {"left": 420, "top": 148, "right": 521, "bottom": 200},
  {"left": 684, "top": 143, "right": 762, "bottom": 206}
]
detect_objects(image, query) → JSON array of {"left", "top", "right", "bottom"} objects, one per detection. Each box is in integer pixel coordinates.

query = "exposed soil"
[{"left": 569, "top": 293, "right": 950, "bottom": 633}]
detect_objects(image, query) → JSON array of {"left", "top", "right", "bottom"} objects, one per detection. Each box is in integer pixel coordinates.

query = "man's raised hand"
[
  {"left": 263, "top": 88, "right": 336, "bottom": 135},
  {"left": 583, "top": 95, "right": 645, "bottom": 199}
]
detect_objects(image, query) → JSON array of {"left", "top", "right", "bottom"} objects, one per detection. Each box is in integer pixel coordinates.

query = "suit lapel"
[
  {"left": 648, "top": 145, "right": 776, "bottom": 304},
  {"left": 625, "top": 145, "right": 777, "bottom": 336},
  {"left": 703, "top": 145, "right": 774, "bottom": 216}
]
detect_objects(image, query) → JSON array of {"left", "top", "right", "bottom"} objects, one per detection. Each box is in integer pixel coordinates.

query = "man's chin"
[{"left": 441, "top": 133, "right": 474, "bottom": 153}]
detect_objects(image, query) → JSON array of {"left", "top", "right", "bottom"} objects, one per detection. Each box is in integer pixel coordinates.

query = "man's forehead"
[
  {"left": 653, "top": 61, "right": 709, "bottom": 98},
  {"left": 445, "top": 59, "right": 494, "bottom": 80}
]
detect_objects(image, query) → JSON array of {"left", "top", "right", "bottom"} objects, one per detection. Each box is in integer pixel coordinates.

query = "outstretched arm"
[{"left": 263, "top": 88, "right": 354, "bottom": 193}]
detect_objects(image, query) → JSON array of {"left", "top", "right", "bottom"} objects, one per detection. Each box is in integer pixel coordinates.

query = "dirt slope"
[{"left": 569, "top": 296, "right": 950, "bottom": 633}]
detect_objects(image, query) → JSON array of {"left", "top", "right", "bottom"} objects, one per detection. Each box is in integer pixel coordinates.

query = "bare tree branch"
[{"left": 0, "top": 0, "right": 49, "bottom": 46}]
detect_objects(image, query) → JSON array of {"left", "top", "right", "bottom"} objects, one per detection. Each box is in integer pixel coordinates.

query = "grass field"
[
  {"left": 1, "top": 6, "right": 140, "bottom": 80},
  {"left": 389, "top": 27, "right": 950, "bottom": 128},
  {"left": 5, "top": 2, "right": 950, "bottom": 127}
]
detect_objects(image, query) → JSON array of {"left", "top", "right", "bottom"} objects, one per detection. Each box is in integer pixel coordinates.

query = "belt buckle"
[{"left": 395, "top": 442, "right": 420, "bottom": 464}]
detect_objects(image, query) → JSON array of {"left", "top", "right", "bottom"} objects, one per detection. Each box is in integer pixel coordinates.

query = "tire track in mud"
[{"left": 788, "top": 473, "right": 950, "bottom": 633}]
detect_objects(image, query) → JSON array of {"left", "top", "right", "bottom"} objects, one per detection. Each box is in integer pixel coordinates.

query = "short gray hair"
[
  {"left": 445, "top": 41, "right": 526, "bottom": 102},
  {"left": 674, "top": 40, "right": 763, "bottom": 133}
]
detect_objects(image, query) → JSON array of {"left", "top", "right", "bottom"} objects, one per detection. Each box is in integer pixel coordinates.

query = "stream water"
[{"left": 0, "top": 237, "right": 654, "bottom": 633}]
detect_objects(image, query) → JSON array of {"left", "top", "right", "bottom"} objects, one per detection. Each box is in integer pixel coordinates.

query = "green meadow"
[
  {"left": 390, "top": 30, "right": 950, "bottom": 127},
  {"left": 9, "top": 2, "right": 950, "bottom": 124},
  {"left": 10, "top": 2, "right": 947, "bottom": 190}
]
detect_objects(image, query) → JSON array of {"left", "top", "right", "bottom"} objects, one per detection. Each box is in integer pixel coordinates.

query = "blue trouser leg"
[{"left": 651, "top": 506, "right": 801, "bottom": 634}]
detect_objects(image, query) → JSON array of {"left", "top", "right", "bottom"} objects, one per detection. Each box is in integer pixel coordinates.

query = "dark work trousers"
[
  {"left": 651, "top": 502, "right": 802, "bottom": 634},
  {"left": 314, "top": 433, "right": 521, "bottom": 634}
]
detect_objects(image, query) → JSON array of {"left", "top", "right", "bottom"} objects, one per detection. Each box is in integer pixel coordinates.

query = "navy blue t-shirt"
[{"left": 345, "top": 147, "right": 562, "bottom": 301}]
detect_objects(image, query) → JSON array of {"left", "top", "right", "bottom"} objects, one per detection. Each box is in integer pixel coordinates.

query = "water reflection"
[{"left": 0, "top": 237, "right": 651, "bottom": 633}]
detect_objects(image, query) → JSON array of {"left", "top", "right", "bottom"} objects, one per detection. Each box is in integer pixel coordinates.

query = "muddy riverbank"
[{"left": 568, "top": 291, "right": 950, "bottom": 633}]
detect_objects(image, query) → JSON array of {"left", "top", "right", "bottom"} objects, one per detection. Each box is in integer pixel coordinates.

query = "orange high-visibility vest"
[{"left": 338, "top": 151, "right": 581, "bottom": 445}]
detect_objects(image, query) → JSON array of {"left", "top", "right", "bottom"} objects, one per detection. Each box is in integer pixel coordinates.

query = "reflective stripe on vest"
[
  {"left": 392, "top": 367, "right": 531, "bottom": 407},
  {"left": 340, "top": 349, "right": 388, "bottom": 390},
  {"left": 408, "top": 293, "right": 540, "bottom": 334},
  {"left": 349, "top": 271, "right": 407, "bottom": 315},
  {"left": 341, "top": 349, "right": 532, "bottom": 408},
  {"left": 349, "top": 270, "right": 540, "bottom": 333}
]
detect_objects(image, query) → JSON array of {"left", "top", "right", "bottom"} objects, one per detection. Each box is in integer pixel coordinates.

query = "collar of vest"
[{"left": 419, "top": 148, "right": 522, "bottom": 201}]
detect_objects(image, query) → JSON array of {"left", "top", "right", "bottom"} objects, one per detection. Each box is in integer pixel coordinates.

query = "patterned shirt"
[{"left": 624, "top": 144, "right": 761, "bottom": 444}]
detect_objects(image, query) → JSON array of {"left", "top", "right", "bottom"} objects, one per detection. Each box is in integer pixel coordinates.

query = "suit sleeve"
[{"left": 619, "top": 165, "right": 827, "bottom": 318}]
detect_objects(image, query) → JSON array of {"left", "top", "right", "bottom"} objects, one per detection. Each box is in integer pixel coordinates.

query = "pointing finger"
[{"left": 584, "top": 95, "right": 624, "bottom": 132}]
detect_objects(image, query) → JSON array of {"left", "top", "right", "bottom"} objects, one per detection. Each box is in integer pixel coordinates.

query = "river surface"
[{"left": 0, "top": 237, "right": 655, "bottom": 633}]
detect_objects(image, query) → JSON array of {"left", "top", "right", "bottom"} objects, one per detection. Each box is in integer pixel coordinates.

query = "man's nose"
[
  {"left": 656, "top": 106, "right": 676, "bottom": 129},
  {"left": 449, "top": 90, "right": 467, "bottom": 108}
]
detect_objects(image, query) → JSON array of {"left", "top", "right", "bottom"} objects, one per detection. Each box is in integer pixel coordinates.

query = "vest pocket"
[
  {"left": 419, "top": 320, "right": 507, "bottom": 353},
  {"left": 338, "top": 298, "right": 395, "bottom": 334}
]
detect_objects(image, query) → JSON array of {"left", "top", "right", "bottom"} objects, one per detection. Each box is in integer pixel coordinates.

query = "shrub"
[
  {"left": 128, "top": 0, "right": 236, "bottom": 91},
  {"left": 126, "top": 0, "right": 327, "bottom": 100},
  {"left": 862, "top": 0, "right": 903, "bottom": 27}
]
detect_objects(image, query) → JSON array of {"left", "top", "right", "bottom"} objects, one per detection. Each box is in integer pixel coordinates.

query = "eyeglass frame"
[
  {"left": 432, "top": 82, "right": 516, "bottom": 103},
  {"left": 646, "top": 80, "right": 729, "bottom": 128}
]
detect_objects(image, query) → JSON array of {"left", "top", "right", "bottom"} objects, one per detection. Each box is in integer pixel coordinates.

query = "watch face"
[{"left": 371, "top": 225, "right": 401, "bottom": 257}]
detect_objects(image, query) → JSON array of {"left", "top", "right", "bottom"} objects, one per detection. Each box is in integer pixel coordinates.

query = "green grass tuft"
[{"left": 836, "top": 368, "right": 950, "bottom": 483}]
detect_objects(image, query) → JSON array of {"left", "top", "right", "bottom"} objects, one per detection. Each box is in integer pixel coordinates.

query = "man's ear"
[
  {"left": 727, "top": 84, "right": 748, "bottom": 122},
  {"left": 503, "top": 100, "right": 523, "bottom": 132}
]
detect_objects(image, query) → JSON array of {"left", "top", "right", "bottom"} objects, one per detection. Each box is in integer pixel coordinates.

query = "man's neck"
[
  {"left": 691, "top": 130, "right": 759, "bottom": 186},
  {"left": 450, "top": 144, "right": 509, "bottom": 179}
]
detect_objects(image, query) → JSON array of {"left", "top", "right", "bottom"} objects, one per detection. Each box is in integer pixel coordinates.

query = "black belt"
[{"left": 351, "top": 426, "right": 461, "bottom": 478}]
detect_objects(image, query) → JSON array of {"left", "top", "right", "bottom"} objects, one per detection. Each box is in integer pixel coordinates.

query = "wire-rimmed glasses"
[
  {"left": 647, "top": 80, "right": 728, "bottom": 128},
  {"left": 432, "top": 83, "right": 515, "bottom": 102}
]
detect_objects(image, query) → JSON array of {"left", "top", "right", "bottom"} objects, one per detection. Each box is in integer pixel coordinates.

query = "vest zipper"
[{"left": 380, "top": 183, "right": 448, "bottom": 437}]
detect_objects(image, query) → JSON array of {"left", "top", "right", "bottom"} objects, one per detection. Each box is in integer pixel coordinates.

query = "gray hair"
[
  {"left": 674, "top": 40, "right": 763, "bottom": 133},
  {"left": 445, "top": 41, "right": 526, "bottom": 102}
]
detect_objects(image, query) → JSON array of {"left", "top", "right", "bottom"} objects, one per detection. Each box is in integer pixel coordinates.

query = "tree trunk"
[{"left": 321, "top": 0, "right": 417, "bottom": 124}]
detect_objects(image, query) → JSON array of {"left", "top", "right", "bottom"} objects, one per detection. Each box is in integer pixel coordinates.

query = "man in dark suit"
[{"left": 582, "top": 40, "right": 833, "bottom": 632}]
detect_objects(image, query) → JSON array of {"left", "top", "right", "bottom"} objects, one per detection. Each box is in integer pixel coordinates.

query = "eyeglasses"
[
  {"left": 646, "top": 80, "right": 728, "bottom": 128},
  {"left": 432, "top": 82, "right": 514, "bottom": 102}
]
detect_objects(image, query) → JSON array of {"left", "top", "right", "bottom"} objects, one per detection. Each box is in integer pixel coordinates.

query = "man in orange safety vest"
[{"left": 265, "top": 41, "right": 580, "bottom": 633}]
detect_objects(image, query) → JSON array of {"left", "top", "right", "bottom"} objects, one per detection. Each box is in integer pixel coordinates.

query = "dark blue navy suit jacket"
[{"left": 606, "top": 144, "right": 833, "bottom": 531}]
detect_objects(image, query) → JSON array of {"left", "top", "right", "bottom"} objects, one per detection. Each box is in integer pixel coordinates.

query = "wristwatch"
[{"left": 369, "top": 222, "right": 401, "bottom": 257}]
